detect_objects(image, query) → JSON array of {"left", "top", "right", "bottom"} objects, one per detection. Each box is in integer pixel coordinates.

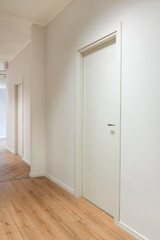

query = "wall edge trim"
[
  {"left": 117, "top": 221, "right": 148, "bottom": 240},
  {"left": 30, "top": 172, "right": 45, "bottom": 178},
  {"left": 6, "top": 146, "right": 15, "bottom": 154},
  {"left": 46, "top": 173, "right": 74, "bottom": 195},
  {"left": 22, "top": 157, "right": 31, "bottom": 166}
]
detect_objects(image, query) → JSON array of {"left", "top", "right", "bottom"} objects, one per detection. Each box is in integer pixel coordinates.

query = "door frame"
[
  {"left": 14, "top": 78, "right": 24, "bottom": 157},
  {"left": 74, "top": 23, "right": 122, "bottom": 224}
]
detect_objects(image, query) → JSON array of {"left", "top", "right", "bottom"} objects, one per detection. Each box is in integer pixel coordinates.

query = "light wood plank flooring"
[
  {"left": 0, "top": 139, "right": 134, "bottom": 239},
  {"left": 0, "top": 177, "right": 134, "bottom": 240},
  {"left": 0, "top": 139, "right": 30, "bottom": 182}
]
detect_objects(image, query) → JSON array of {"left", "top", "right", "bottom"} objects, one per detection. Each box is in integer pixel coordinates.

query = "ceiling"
[
  {"left": 0, "top": 0, "right": 72, "bottom": 26},
  {"left": 0, "top": 0, "right": 72, "bottom": 64},
  {"left": 0, "top": 18, "right": 31, "bottom": 63}
]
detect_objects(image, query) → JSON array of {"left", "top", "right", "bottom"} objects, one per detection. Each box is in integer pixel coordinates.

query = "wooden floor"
[
  {"left": 0, "top": 139, "right": 134, "bottom": 240},
  {"left": 0, "top": 138, "right": 30, "bottom": 182},
  {"left": 0, "top": 177, "right": 134, "bottom": 240}
]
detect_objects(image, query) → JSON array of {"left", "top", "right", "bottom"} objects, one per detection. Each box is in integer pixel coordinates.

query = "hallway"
[{"left": 0, "top": 138, "right": 30, "bottom": 182}]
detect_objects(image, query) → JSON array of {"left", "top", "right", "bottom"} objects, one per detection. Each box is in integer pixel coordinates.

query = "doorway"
[
  {"left": 0, "top": 88, "right": 7, "bottom": 140},
  {"left": 14, "top": 81, "right": 23, "bottom": 156},
  {"left": 75, "top": 27, "right": 121, "bottom": 223},
  {"left": 0, "top": 79, "right": 30, "bottom": 182},
  {"left": 83, "top": 39, "right": 116, "bottom": 216},
  {"left": 0, "top": 85, "right": 7, "bottom": 153}
]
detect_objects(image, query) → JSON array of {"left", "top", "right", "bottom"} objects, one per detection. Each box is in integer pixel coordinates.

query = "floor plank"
[
  {"left": 0, "top": 139, "right": 30, "bottom": 182},
  {"left": 0, "top": 208, "right": 24, "bottom": 240},
  {"left": 4, "top": 199, "right": 33, "bottom": 228},
  {"left": 19, "top": 225, "right": 46, "bottom": 240}
]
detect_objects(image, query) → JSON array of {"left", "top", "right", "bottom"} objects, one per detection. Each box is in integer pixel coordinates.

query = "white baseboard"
[
  {"left": 22, "top": 157, "right": 31, "bottom": 166},
  {"left": 30, "top": 172, "right": 45, "bottom": 178},
  {"left": 46, "top": 173, "right": 74, "bottom": 195},
  {"left": 117, "top": 221, "right": 148, "bottom": 240},
  {"left": 6, "top": 146, "right": 15, "bottom": 154}
]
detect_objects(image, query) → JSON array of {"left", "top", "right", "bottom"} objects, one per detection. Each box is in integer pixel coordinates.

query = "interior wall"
[
  {"left": 6, "top": 43, "right": 31, "bottom": 163},
  {"left": 6, "top": 24, "right": 46, "bottom": 175},
  {"left": 30, "top": 24, "right": 46, "bottom": 176},
  {"left": 0, "top": 88, "right": 7, "bottom": 138},
  {"left": 46, "top": 0, "right": 160, "bottom": 239},
  {"left": 0, "top": 79, "right": 7, "bottom": 89}
]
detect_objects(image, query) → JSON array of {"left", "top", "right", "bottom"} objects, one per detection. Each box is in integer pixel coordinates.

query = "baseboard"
[
  {"left": 117, "top": 221, "right": 148, "bottom": 240},
  {"left": 30, "top": 172, "right": 45, "bottom": 178},
  {"left": 22, "top": 157, "right": 31, "bottom": 166},
  {"left": 6, "top": 146, "right": 15, "bottom": 154},
  {"left": 46, "top": 173, "right": 74, "bottom": 195}
]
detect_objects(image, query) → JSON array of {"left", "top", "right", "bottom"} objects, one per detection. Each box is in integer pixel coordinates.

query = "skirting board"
[
  {"left": 30, "top": 172, "right": 46, "bottom": 178},
  {"left": 117, "top": 221, "right": 148, "bottom": 240},
  {"left": 46, "top": 173, "right": 74, "bottom": 195},
  {"left": 22, "top": 157, "right": 31, "bottom": 166},
  {"left": 6, "top": 146, "right": 15, "bottom": 154}
]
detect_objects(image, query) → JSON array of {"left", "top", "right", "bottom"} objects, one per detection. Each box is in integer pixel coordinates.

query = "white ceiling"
[
  {"left": 0, "top": 0, "right": 72, "bottom": 63},
  {"left": 0, "top": 0, "right": 72, "bottom": 26},
  {"left": 0, "top": 18, "right": 31, "bottom": 63}
]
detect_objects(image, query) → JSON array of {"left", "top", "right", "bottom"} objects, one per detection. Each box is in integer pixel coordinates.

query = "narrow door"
[
  {"left": 83, "top": 39, "right": 117, "bottom": 217},
  {"left": 17, "top": 84, "right": 22, "bottom": 156}
]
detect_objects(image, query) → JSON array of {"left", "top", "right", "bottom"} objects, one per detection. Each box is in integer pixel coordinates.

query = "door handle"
[{"left": 108, "top": 124, "right": 115, "bottom": 127}]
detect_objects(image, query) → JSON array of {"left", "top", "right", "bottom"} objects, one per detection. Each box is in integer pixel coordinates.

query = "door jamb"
[
  {"left": 14, "top": 78, "right": 24, "bottom": 157},
  {"left": 74, "top": 23, "right": 122, "bottom": 224}
]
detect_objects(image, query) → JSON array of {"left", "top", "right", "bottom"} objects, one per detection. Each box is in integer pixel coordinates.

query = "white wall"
[
  {"left": 7, "top": 43, "right": 31, "bottom": 163},
  {"left": 30, "top": 24, "right": 46, "bottom": 176},
  {"left": 0, "top": 89, "right": 7, "bottom": 138},
  {"left": 6, "top": 24, "right": 46, "bottom": 174},
  {"left": 0, "top": 79, "right": 6, "bottom": 89},
  {"left": 46, "top": 0, "right": 160, "bottom": 239}
]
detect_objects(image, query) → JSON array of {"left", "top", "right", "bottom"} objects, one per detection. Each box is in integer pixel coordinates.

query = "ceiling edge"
[
  {"left": 9, "top": 40, "right": 31, "bottom": 63},
  {"left": 46, "top": 0, "right": 72, "bottom": 26},
  {"left": 0, "top": 12, "right": 45, "bottom": 26},
  {"left": 0, "top": 0, "right": 72, "bottom": 27}
]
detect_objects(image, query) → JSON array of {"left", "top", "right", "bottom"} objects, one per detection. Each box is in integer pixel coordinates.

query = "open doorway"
[
  {"left": 14, "top": 82, "right": 23, "bottom": 156},
  {"left": 0, "top": 75, "right": 7, "bottom": 150},
  {"left": 0, "top": 77, "right": 30, "bottom": 182}
]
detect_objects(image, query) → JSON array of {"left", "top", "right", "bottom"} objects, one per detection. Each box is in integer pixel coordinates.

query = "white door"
[
  {"left": 83, "top": 39, "right": 117, "bottom": 217},
  {"left": 17, "top": 84, "right": 22, "bottom": 156}
]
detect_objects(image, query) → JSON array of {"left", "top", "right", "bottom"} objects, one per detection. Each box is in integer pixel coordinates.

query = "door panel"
[{"left": 83, "top": 39, "right": 116, "bottom": 216}]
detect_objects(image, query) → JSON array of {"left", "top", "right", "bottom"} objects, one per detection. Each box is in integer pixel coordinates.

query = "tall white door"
[
  {"left": 17, "top": 84, "right": 22, "bottom": 156},
  {"left": 83, "top": 39, "right": 117, "bottom": 217}
]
